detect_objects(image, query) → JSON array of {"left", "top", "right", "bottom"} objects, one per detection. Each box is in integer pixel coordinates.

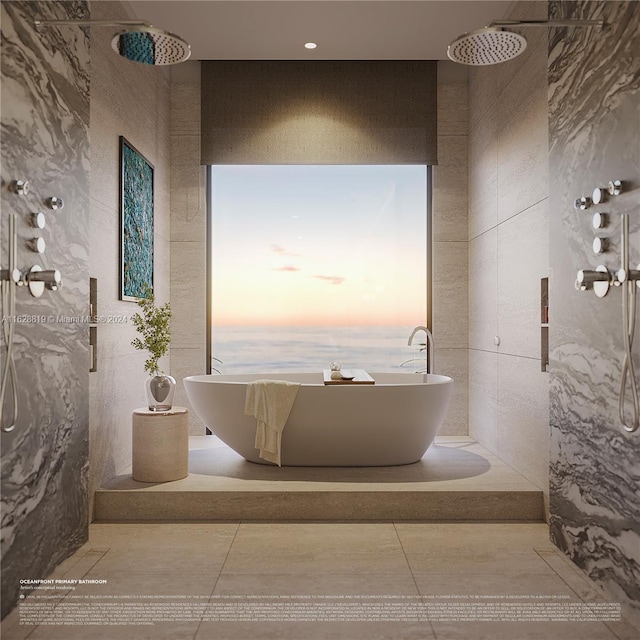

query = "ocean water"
[{"left": 211, "top": 325, "right": 428, "bottom": 374}]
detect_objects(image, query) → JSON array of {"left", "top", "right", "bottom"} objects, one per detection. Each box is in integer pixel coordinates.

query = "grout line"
[
  {"left": 192, "top": 522, "right": 241, "bottom": 640},
  {"left": 392, "top": 522, "right": 439, "bottom": 640},
  {"left": 468, "top": 195, "right": 549, "bottom": 243},
  {"left": 534, "top": 548, "right": 637, "bottom": 640},
  {"left": 468, "top": 347, "right": 541, "bottom": 362}
]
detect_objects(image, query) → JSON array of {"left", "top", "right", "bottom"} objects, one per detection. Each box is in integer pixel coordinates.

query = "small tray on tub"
[{"left": 323, "top": 369, "right": 375, "bottom": 385}]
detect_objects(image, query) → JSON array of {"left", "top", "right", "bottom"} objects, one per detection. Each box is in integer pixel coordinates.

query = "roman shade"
[{"left": 201, "top": 61, "right": 437, "bottom": 165}]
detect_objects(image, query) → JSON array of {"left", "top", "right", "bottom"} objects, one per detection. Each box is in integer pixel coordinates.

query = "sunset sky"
[{"left": 210, "top": 165, "right": 427, "bottom": 327}]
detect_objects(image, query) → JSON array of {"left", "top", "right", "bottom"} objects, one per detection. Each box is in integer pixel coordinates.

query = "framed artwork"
[{"left": 119, "top": 136, "right": 154, "bottom": 301}]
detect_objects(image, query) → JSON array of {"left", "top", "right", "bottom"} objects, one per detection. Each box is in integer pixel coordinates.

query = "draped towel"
[{"left": 244, "top": 380, "right": 300, "bottom": 466}]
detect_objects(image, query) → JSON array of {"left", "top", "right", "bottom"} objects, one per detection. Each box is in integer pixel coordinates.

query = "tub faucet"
[{"left": 407, "top": 326, "right": 434, "bottom": 374}]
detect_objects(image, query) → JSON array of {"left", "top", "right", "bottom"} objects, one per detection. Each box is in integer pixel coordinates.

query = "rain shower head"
[
  {"left": 447, "top": 19, "right": 605, "bottom": 66},
  {"left": 447, "top": 27, "right": 527, "bottom": 66},
  {"left": 34, "top": 19, "right": 191, "bottom": 66},
  {"left": 111, "top": 25, "right": 191, "bottom": 66}
]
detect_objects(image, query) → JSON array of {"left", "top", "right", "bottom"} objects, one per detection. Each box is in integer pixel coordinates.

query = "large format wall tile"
[
  {"left": 497, "top": 199, "right": 549, "bottom": 359},
  {"left": 0, "top": 0, "right": 90, "bottom": 619},
  {"left": 468, "top": 108, "right": 498, "bottom": 240},
  {"left": 467, "top": 0, "right": 550, "bottom": 517},
  {"left": 171, "top": 348, "right": 206, "bottom": 434},
  {"left": 468, "top": 349, "right": 498, "bottom": 452},
  {"left": 468, "top": 228, "right": 498, "bottom": 352},
  {"left": 88, "top": 0, "right": 172, "bottom": 515},
  {"left": 497, "top": 39, "right": 549, "bottom": 224},
  {"left": 548, "top": 0, "right": 640, "bottom": 627},
  {"left": 432, "top": 241, "right": 468, "bottom": 349},
  {"left": 435, "top": 348, "right": 468, "bottom": 436},
  {"left": 170, "top": 241, "right": 206, "bottom": 349},
  {"left": 498, "top": 354, "right": 550, "bottom": 507},
  {"left": 433, "top": 135, "right": 468, "bottom": 242},
  {"left": 170, "top": 73, "right": 207, "bottom": 433},
  {"left": 169, "top": 134, "right": 206, "bottom": 243},
  {"left": 436, "top": 81, "right": 468, "bottom": 136}
]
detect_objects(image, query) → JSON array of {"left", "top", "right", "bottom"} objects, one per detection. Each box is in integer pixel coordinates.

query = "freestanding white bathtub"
[{"left": 184, "top": 372, "right": 453, "bottom": 467}]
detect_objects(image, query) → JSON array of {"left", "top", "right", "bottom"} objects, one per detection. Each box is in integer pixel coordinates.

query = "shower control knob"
[
  {"left": 10, "top": 180, "right": 29, "bottom": 196},
  {"left": 592, "top": 212, "right": 608, "bottom": 229},
  {"left": 592, "top": 187, "right": 608, "bottom": 205},
  {"left": 608, "top": 179, "right": 623, "bottom": 196},
  {"left": 574, "top": 196, "right": 592, "bottom": 210},
  {"left": 592, "top": 237, "right": 608, "bottom": 254},
  {"left": 46, "top": 196, "right": 64, "bottom": 211},
  {"left": 27, "top": 237, "right": 46, "bottom": 254},
  {"left": 30, "top": 212, "right": 46, "bottom": 229}
]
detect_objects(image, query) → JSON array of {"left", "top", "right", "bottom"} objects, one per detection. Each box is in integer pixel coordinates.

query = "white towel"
[{"left": 244, "top": 379, "right": 300, "bottom": 466}]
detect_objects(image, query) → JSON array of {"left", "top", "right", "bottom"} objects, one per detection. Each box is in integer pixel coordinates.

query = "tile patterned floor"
[{"left": 2, "top": 522, "right": 637, "bottom": 640}]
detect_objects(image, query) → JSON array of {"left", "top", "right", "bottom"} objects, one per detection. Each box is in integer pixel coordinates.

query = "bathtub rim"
[{"left": 183, "top": 372, "right": 452, "bottom": 387}]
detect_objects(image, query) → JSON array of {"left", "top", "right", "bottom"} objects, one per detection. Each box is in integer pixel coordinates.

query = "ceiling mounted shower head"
[
  {"left": 447, "top": 19, "right": 605, "bottom": 66},
  {"left": 34, "top": 19, "right": 191, "bottom": 66},
  {"left": 447, "top": 27, "right": 527, "bottom": 66},
  {"left": 111, "top": 26, "right": 191, "bottom": 66}
]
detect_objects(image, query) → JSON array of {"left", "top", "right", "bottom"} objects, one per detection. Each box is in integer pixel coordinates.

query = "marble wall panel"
[
  {"left": 0, "top": 0, "right": 90, "bottom": 619},
  {"left": 548, "top": 0, "right": 640, "bottom": 628}
]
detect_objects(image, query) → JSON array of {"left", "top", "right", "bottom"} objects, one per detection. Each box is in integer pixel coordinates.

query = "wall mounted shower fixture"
[
  {"left": 1, "top": 181, "right": 66, "bottom": 433},
  {"left": 33, "top": 19, "right": 191, "bottom": 66},
  {"left": 574, "top": 179, "right": 639, "bottom": 434},
  {"left": 447, "top": 19, "right": 604, "bottom": 66}
]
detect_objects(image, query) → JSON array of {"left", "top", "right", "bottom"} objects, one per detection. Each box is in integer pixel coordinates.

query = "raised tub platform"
[{"left": 95, "top": 437, "right": 544, "bottom": 522}]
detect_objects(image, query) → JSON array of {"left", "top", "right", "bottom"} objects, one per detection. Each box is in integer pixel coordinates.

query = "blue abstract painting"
[{"left": 120, "top": 136, "right": 154, "bottom": 301}]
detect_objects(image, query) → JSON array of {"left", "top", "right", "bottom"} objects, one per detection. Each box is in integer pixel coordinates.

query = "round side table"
[{"left": 132, "top": 407, "right": 189, "bottom": 482}]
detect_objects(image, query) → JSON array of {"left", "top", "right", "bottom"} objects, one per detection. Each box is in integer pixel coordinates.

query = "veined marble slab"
[
  {"left": 548, "top": 0, "right": 640, "bottom": 629},
  {"left": 0, "top": 0, "right": 90, "bottom": 620}
]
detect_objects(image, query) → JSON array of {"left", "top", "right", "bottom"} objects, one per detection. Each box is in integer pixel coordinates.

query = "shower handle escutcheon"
[
  {"left": 575, "top": 266, "right": 612, "bottom": 298},
  {"left": 24, "top": 266, "right": 63, "bottom": 297}
]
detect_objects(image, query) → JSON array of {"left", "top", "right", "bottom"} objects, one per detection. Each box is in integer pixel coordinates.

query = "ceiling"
[{"left": 125, "top": 0, "right": 514, "bottom": 61}]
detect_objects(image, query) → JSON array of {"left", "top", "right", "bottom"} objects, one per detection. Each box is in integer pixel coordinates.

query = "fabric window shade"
[{"left": 201, "top": 61, "right": 437, "bottom": 165}]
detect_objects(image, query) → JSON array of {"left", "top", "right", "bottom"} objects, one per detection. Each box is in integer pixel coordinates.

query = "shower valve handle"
[
  {"left": 24, "top": 266, "right": 62, "bottom": 297},
  {"left": 30, "top": 269, "right": 63, "bottom": 290},
  {"left": 576, "top": 266, "right": 612, "bottom": 298},
  {"left": 576, "top": 269, "right": 609, "bottom": 285}
]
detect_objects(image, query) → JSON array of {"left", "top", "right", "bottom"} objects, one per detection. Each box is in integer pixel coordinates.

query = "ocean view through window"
[{"left": 208, "top": 165, "right": 429, "bottom": 374}]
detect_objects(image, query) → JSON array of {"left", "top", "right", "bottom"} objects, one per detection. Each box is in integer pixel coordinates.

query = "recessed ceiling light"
[{"left": 304, "top": 42, "right": 317, "bottom": 50}]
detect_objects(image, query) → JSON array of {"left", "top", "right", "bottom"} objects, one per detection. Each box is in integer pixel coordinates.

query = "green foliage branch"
[{"left": 131, "top": 284, "right": 172, "bottom": 376}]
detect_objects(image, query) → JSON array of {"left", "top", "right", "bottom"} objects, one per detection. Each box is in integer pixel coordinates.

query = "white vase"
[{"left": 145, "top": 374, "right": 176, "bottom": 412}]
